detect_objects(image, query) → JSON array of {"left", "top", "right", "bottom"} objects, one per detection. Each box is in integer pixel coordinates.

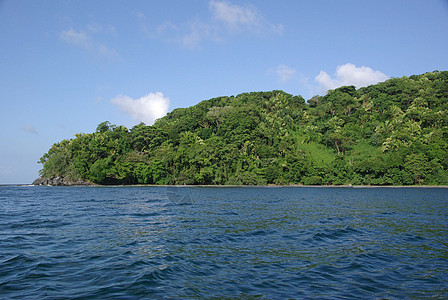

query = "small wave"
[
  {"left": 355, "top": 252, "right": 396, "bottom": 265},
  {"left": 309, "top": 226, "right": 362, "bottom": 243},
  {"left": 1, "top": 254, "right": 36, "bottom": 266},
  {"left": 129, "top": 264, "right": 184, "bottom": 291},
  {"left": 127, "top": 212, "right": 161, "bottom": 218},
  {"left": 205, "top": 234, "right": 238, "bottom": 244},
  {"left": 247, "top": 229, "right": 277, "bottom": 237},
  {"left": 8, "top": 218, "right": 68, "bottom": 229},
  {"left": 403, "top": 234, "right": 426, "bottom": 242}
]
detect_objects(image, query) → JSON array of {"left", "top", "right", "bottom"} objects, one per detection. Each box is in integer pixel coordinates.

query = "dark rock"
[{"left": 32, "top": 176, "right": 94, "bottom": 186}]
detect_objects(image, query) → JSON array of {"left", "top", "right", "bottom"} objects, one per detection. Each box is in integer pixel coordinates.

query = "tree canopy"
[{"left": 38, "top": 71, "right": 448, "bottom": 185}]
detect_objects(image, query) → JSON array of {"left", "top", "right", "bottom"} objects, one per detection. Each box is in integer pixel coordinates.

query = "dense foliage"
[{"left": 38, "top": 71, "right": 448, "bottom": 185}]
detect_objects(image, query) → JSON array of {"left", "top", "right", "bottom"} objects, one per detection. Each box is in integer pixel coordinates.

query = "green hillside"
[{"left": 37, "top": 71, "right": 448, "bottom": 185}]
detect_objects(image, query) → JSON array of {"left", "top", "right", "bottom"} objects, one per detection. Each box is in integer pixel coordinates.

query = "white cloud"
[
  {"left": 275, "top": 65, "right": 296, "bottom": 82},
  {"left": 157, "top": 22, "right": 179, "bottom": 35},
  {"left": 142, "top": 20, "right": 179, "bottom": 40},
  {"left": 97, "top": 44, "right": 118, "bottom": 57},
  {"left": 110, "top": 92, "right": 170, "bottom": 125},
  {"left": 209, "top": 0, "right": 282, "bottom": 34},
  {"left": 182, "top": 21, "right": 218, "bottom": 49},
  {"left": 22, "top": 125, "right": 38, "bottom": 134},
  {"left": 60, "top": 28, "right": 90, "bottom": 48},
  {"left": 142, "top": 1, "right": 282, "bottom": 49},
  {"left": 209, "top": 0, "right": 258, "bottom": 29},
  {"left": 59, "top": 27, "right": 117, "bottom": 58},
  {"left": 315, "top": 63, "right": 388, "bottom": 93}
]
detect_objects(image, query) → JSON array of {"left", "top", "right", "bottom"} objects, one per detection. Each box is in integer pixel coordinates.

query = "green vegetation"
[{"left": 38, "top": 71, "right": 448, "bottom": 185}]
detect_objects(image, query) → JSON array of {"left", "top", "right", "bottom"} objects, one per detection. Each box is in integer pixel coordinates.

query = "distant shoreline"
[
  {"left": 10, "top": 183, "right": 448, "bottom": 188},
  {"left": 0, "top": 184, "right": 35, "bottom": 187}
]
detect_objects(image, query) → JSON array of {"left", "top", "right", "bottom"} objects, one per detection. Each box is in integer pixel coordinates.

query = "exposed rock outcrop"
[{"left": 32, "top": 176, "right": 94, "bottom": 186}]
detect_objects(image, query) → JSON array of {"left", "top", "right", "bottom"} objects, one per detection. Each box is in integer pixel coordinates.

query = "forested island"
[{"left": 34, "top": 71, "right": 448, "bottom": 186}]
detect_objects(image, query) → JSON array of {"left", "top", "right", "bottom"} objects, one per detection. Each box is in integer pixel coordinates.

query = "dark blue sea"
[{"left": 0, "top": 186, "right": 447, "bottom": 299}]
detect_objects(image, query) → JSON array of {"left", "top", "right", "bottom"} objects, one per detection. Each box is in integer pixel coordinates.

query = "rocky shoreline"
[
  {"left": 32, "top": 176, "right": 94, "bottom": 186},
  {"left": 29, "top": 177, "right": 448, "bottom": 188}
]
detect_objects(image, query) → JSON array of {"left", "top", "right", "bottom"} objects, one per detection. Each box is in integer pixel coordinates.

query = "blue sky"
[{"left": 1, "top": 0, "right": 447, "bottom": 184}]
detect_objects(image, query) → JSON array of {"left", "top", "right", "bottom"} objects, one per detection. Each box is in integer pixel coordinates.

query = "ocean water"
[{"left": 0, "top": 186, "right": 447, "bottom": 299}]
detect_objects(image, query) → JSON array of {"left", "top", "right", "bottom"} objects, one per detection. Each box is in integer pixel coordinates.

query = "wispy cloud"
[
  {"left": 60, "top": 28, "right": 90, "bottom": 48},
  {"left": 274, "top": 65, "right": 296, "bottom": 82},
  {"left": 181, "top": 20, "right": 222, "bottom": 49},
  {"left": 59, "top": 25, "right": 117, "bottom": 58},
  {"left": 140, "top": 0, "right": 282, "bottom": 49},
  {"left": 209, "top": 0, "right": 282, "bottom": 34},
  {"left": 209, "top": 0, "right": 260, "bottom": 30},
  {"left": 22, "top": 125, "right": 38, "bottom": 134},
  {"left": 315, "top": 63, "right": 388, "bottom": 93},
  {"left": 86, "top": 22, "right": 115, "bottom": 34},
  {"left": 110, "top": 92, "right": 170, "bottom": 125}
]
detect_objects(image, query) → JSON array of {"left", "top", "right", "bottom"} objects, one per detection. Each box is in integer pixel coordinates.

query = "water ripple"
[{"left": 0, "top": 186, "right": 447, "bottom": 298}]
